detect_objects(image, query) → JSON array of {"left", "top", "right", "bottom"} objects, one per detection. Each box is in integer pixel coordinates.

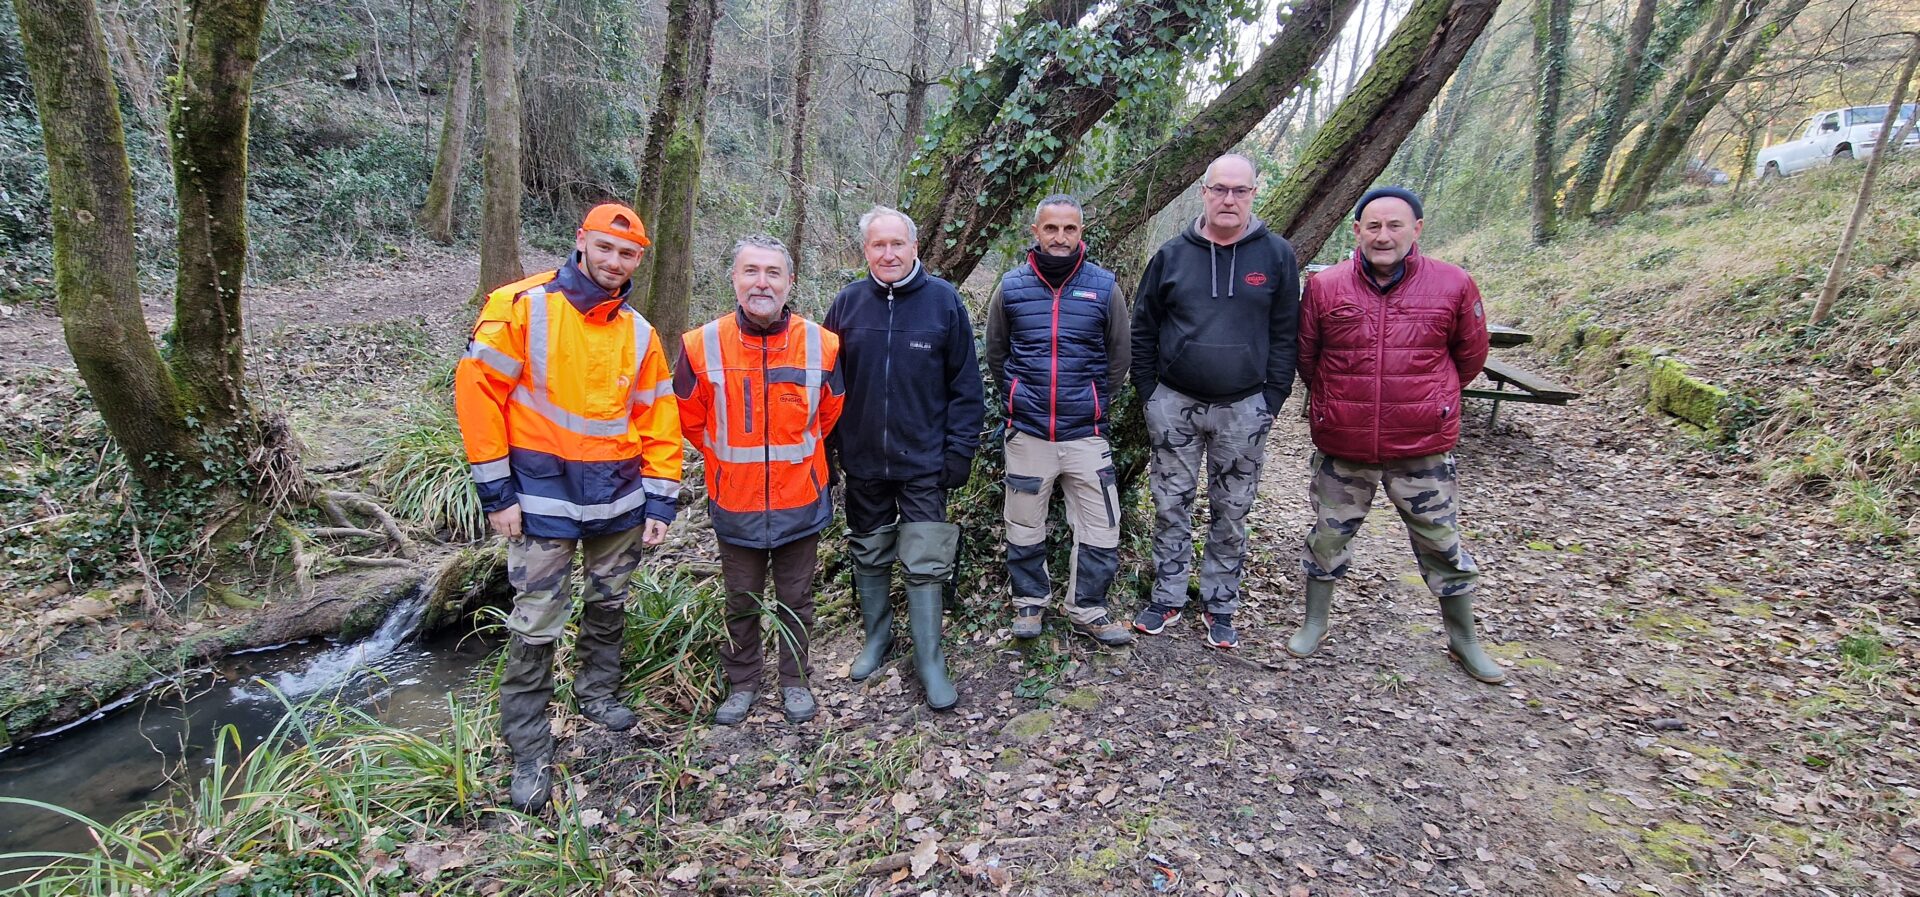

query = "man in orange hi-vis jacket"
[
  {"left": 454, "top": 202, "right": 682, "bottom": 814},
  {"left": 675, "top": 235, "right": 844, "bottom": 728}
]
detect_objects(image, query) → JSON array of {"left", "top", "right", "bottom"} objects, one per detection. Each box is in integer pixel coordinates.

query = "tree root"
[{"left": 318, "top": 490, "right": 419, "bottom": 559}]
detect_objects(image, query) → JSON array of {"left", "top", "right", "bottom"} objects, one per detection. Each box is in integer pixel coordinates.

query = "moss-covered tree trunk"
[
  {"left": 1607, "top": 0, "right": 1809, "bottom": 217},
  {"left": 784, "top": 0, "right": 820, "bottom": 252},
  {"left": 631, "top": 0, "right": 717, "bottom": 360},
  {"left": 1257, "top": 0, "right": 1500, "bottom": 263},
  {"left": 11, "top": 0, "right": 201, "bottom": 488},
  {"left": 475, "top": 0, "right": 524, "bottom": 299},
  {"left": 419, "top": 0, "right": 478, "bottom": 245},
  {"left": 901, "top": 0, "right": 1228, "bottom": 283},
  {"left": 169, "top": 0, "right": 268, "bottom": 433},
  {"left": 1083, "top": 0, "right": 1362, "bottom": 253},
  {"left": 1558, "top": 0, "right": 1663, "bottom": 220},
  {"left": 894, "top": 0, "right": 932, "bottom": 183},
  {"left": 1527, "top": 0, "right": 1571, "bottom": 244}
]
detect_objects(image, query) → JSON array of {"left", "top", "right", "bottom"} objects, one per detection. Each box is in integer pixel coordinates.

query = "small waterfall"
[{"left": 234, "top": 571, "right": 440, "bottom": 702}]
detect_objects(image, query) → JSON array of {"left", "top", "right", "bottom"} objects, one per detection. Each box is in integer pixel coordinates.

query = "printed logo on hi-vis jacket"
[{"left": 1244, "top": 272, "right": 1268, "bottom": 287}]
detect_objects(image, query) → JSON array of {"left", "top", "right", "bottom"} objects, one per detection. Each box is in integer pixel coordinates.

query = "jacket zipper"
[
  {"left": 1048, "top": 285, "right": 1061, "bottom": 442},
  {"left": 761, "top": 334, "right": 773, "bottom": 545},
  {"left": 1008, "top": 378, "right": 1020, "bottom": 416},
  {"left": 883, "top": 286, "right": 894, "bottom": 479},
  {"left": 1091, "top": 381, "right": 1103, "bottom": 436}
]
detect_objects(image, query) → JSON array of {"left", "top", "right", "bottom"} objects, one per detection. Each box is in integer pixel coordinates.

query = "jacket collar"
[
  {"left": 554, "top": 252, "right": 632, "bottom": 321},
  {"left": 734, "top": 306, "right": 793, "bottom": 337},
  {"left": 1353, "top": 244, "right": 1423, "bottom": 294},
  {"left": 869, "top": 259, "right": 924, "bottom": 294}
]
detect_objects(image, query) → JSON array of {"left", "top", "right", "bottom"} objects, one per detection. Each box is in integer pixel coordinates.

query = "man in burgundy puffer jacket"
[{"left": 1286, "top": 186, "right": 1505, "bottom": 684}]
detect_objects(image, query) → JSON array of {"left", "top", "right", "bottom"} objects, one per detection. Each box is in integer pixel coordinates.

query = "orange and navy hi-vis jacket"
[
  {"left": 454, "top": 256, "right": 682, "bottom": 539},
  {"left": 673, "top": 309, "right": 844, "bottom": 549}
]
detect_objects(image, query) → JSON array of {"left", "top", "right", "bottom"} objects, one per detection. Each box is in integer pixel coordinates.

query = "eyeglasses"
[{"left": 1203, "top": 185, "right": 1255, "bottom": 199}]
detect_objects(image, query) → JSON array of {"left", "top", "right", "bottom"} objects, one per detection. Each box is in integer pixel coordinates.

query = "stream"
[{"left": 0, "top": 593, "right": 498, "bottom": 874}]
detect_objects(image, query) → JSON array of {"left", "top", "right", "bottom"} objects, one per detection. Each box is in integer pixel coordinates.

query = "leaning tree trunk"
[
  {"left": 170, "top": 0, "right": 269, "bottom": 433},
  {"left": 1608, "top": 0, "right": 1810, "bottom": 217},
  {"left": 784, "top": 0, "right": 821, "bottom": 253},
  {"left": 903, "top": 0, "right": 1230, "bottom": 283},
  {"left": 1559, "top": 0, "right": 1663, "bottom": 220},
  {"left": 1528, "top": 0, "right": 1571, "bottom": 244},
  {"left": 1258, "top": 0, "right": 1501, "bottom": 263},
  {"left": 1084, "top": 0, "right": 1362, "bottom": 252},
  {"left": 10, "top": 0, "right": 200, "bottom": 488},
  {"left": 631, "top": 0, "right": 718, "bottom": 359},
  {"left": 475, "top": 0, "right": 524, "bottom": 299},
  {"left": 1809, "top": 34, "right": 1920, "bottom": 327},
  {"left": 419, "top": 0, "right": 478, "bottom": 245}
]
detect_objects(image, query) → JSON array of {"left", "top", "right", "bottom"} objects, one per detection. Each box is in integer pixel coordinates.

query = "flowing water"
[{"left": 0, "top": 593, "right": 498, "bottom": 874}]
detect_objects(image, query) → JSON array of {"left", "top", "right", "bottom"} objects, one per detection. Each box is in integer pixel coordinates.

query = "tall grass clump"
[{"left": 370, "top": 401, "right": 486, "bottom": 542}]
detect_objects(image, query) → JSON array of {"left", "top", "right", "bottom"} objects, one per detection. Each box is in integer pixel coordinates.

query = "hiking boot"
[
  {"left": 1132, "top": 603, "right": 1182, "bottom": 635},
  {"left": 509, "top": 749, "right": 554, "bottom": 815},
  {"left": 1285, "top": 578, "right": 1335, "bottom": 658},
  {"left": 1071, "top": 614, "right": 1135, "bottom": 647},
  {"left": 782, "top": 686, "right": 818, "bottom": 723},
  {"left": 714, "top": 689, "right": 758, "bottom": 725},
  {"left": 1439, "top": 594, "right": 1507, "bottom": 684},
  {"left": 1011, "top": 605, "right": 1044, "bottom": 639},
  {"left": 580, "top": 697, "right": 637, "bottom": 732},
  {"left": 1203, "top": 612, "right": 1238, "bottom": 650}
]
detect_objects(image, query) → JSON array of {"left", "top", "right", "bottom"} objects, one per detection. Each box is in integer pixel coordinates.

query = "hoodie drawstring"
[
  {"left": 1208, "top": 241, "right": 1218, "bottom": 300},
  {"left": 1228, "top": 244, "right": 1238, "bottom": 298}
]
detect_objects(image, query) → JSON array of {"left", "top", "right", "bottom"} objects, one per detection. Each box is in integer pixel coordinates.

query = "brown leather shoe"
[{"left": 1072, "top": 614, "right": 1135, "bottom": 647}]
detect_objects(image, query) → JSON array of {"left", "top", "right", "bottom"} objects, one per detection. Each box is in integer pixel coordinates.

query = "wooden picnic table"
[
  {"left": 1465, "top": 323, "right": 1579, "bottom": 425},
  {"left": 1488, "top": 323, "right": 1531, "bottom": 349}
]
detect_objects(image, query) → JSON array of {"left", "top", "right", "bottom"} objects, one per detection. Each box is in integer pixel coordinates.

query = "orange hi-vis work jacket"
[
  {"left": 455, "top": 257, "right": 682, "bottom": 539},
  {"left": 673, "top": 309, "right": 845, "bottom": 549}
]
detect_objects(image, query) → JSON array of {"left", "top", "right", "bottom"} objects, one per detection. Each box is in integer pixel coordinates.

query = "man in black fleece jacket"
[
  {"left": 1129, "top": 153, "right": 1301, "bottom": 650},
  {"left": 824, "top": 205, "right": 984, "bottom": 710}
]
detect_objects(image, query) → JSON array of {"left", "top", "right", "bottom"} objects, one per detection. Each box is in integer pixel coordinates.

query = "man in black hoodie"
[
  {"left": 824, "top": 205, "right": 984, "bottom": 710},
  {"left": 1130, "top": 153, "right": 1301, "bottom": 650}
]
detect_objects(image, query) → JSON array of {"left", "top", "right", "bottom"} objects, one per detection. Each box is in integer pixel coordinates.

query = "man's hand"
[
  {"left": 642, "top": 518, "right": 669, "bottom": 546},
  {"left": 939, "top": 452, "right": 973, "bottom": 490},
  {"left": 487, "top": 504, "right": 524, "bottom": 540}
]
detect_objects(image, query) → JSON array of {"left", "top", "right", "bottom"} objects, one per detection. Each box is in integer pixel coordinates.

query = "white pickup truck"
[{"left": 1756, "top": 104, "right": 1919, "bottom": 178}]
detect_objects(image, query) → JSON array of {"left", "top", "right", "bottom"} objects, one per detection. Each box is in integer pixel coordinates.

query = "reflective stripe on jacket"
[
  {"left": 675, "top": 310, "right": 845, "bottom": 549},
  {"left": 454, "top": 259, "right": 683, "bottom": 540},
  {"left": 1297, "top": 246, "right": 1490, "bottom": 463},
  {"left": 999, "top": 254, "right": 1118, "bottom": 442}
]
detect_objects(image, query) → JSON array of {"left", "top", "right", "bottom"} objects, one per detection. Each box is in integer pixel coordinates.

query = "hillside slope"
[{"left": 1439, "top": 157, "right": 1920, "bottom": 545}]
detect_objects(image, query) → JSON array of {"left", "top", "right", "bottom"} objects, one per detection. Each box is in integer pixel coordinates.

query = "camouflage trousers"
[
  {"left": 1145, "top": 387, "right": 1273, "bottom": 614},
  {"left": 506, "top": 528, "right": 647, "bottom": 644},
  {"left": 1301, "top": 451, "right": 1479, "bottom": 597}
]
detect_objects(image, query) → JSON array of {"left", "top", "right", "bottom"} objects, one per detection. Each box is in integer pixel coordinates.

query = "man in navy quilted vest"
[{"left": 983, "top": 195, "right": 1135, "bottom": 646}]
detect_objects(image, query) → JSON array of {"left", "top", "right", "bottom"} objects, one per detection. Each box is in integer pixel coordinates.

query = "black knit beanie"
[{"left": 1353, "top": 186, "right": 1424, "bottom": 221}]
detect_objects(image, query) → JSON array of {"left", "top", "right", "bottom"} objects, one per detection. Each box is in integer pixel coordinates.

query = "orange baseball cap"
[{"left": 580, "top": 203, "right": 651, "bottom": 248}]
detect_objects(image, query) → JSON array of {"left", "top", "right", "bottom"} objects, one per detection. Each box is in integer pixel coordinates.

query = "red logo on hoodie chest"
[{"left": 1244, "top": 272, "right": 1268, "bottom": 287}]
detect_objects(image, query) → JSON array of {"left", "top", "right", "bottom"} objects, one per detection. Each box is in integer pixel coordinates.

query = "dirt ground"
[{"left": 570, "top": 356, "right": 1918, "bottom": 896}]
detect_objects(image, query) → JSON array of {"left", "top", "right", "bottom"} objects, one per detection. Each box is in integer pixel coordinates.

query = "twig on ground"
[
  {"left": 323, "top": 490, "right": 419, "bottom": 558},
  {"left": 310, "top": 526, "right": 385, "bottom": 540},
  {"left": 337, "top": 556, "right": 414, "bottom": 569}
]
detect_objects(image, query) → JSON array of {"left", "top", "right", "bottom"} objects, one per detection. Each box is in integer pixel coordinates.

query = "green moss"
[
  {"left": 1630, "top": 609, "right": 1715, "bottom": 643},
  {"left": 994, "top": 748, "right": 1027, "bottom": 771},
  {"left": 1730, "top": 602, "right": 1774, "bottom": 619},
  {"left": 1639, "top": 821, "right": 1709, "bottom": 871},
  {"left": 1060, "top": 688, "right": 1101, "bottom": 712},
  {"left": 1646, "top": 356, "right": 1734, "bottom": 440}
]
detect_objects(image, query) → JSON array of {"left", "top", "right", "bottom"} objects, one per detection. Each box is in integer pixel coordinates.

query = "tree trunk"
[
  {"left": 168, "top": 0, "right": 269, "bottom": 432},
  {"left": 1085, "top": 0, "right": 1362, "bottom": 252},
  {"left": 1559, "top": 0, "right": 1660, "bottom": 220},
  {"left": 902, "top": 0, "right": 1227, "bottom": 283},
  {"left": 1607, "top": 0, "right": 1810, "bottom": 217},
  {"left": 1809, "top": 34, "right": 1920, "bottom": 327},
  {"left": 895, "top": 0, "right": 932, "bottom": 181},
  {"left": 475, "top": 0, "right": 524, "bottom": 299},
  {"left": 631, "top": 0, "right": 718, "bottom": 359},
  {"left": 1416, "top": 28, "right": 1487, "bottom": 195},
  {"left": 784, "top": 0, "right": 821, "bottom": 252},
  {"left": 419, "top": 0, "right": 478, "bottom": 245},
  {"left": 1257, "top": 0, "right": 1501, "bottom": 263},
  {"left": 11, "top": 0, "right": 200, "bottom": 487},
  {"left": 1528, "top": 0, "right": 1571, "bottom": 244}
]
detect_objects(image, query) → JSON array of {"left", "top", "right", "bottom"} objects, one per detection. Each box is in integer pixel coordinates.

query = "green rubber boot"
[
  {"left": 898, "top": 521, "right": 960, "bottom": 711},
  {"left": 1439, "top": 593, "right": 1507, "bottom": 684},
  {"left": 847, "top": 526, "right": 898, "bottom": 682},
  {"left": 1285, "top": 578, "right": 1335, "bottom": 658}
]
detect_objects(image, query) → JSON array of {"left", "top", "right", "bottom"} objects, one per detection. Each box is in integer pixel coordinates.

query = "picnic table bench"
[{"left": 1464, "top": 325, "right": 1580, "bottom": 425}]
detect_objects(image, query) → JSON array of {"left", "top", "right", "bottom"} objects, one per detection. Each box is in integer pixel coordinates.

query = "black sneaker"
[
  {"left": 1132, "top": 603, "right": 1182, "bottom": 635},
  {"left": 1203, "top": 612, "right": 1238, "bottom": 650}
]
